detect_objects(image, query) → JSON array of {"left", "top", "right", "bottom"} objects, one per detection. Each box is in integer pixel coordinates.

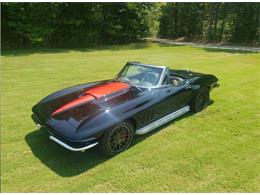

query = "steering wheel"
[{"left": 142, "top": 71, "right": 159, "bottom": 85}]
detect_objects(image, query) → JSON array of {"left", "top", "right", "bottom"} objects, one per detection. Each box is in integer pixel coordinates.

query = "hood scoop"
[{"left": 51, "top": 81, "right": 129, "bottom": 116}]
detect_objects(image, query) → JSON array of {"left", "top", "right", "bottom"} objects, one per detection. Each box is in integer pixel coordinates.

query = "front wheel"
[
  {"left": 99, "top": 122, "right": 134, "bottom": 157},
  {"left": 190, "top": 88, "right": 209, "bottom": 113}
]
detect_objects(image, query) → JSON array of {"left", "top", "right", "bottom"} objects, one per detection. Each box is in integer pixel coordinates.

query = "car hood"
[{"left": 32, "top": 80, "right": 146, "bottom": 139}]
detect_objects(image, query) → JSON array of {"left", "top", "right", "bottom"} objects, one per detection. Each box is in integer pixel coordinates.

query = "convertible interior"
[
  {"left": 169, "top": 72, "right": 185, "bottom": 87},
  {"left": 120, "top": 70, "right": 161, "bottom": 87},
  {"left": 118, "top": 64, "right": 186, "bottom": 88},
  {"left": 121, "top": 71, "right": 185, "bottom": 88}
]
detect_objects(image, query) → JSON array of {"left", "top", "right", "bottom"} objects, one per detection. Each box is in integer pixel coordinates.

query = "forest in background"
[
  {"left": 2, "top": 2, "right": 259, "bottom": 48},
  {"left": 159, "top": 3, "right": 260, "bottom": 44}
]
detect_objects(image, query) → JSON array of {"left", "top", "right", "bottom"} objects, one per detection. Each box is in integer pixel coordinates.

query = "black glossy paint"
[{"left": 32, "top": 62, "right": 218, "bottom": 149}]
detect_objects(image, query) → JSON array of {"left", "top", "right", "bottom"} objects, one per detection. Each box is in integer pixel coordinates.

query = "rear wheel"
[
  {"left": 99, "top": 122, "right": 134, "bottom": 157},
  {"left": 190, "top": 88, "right": 209, "bottom": 113}
]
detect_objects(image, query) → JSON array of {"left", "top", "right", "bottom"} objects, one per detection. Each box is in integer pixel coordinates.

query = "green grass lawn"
[{"left": 1, "top": 43, "right": 260, "bottom": 192}]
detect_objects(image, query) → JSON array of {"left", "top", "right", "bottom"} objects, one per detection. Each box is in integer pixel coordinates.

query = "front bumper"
[
  {"left": 49, "top": 136, "right": 98, "bottom": 152},
  {"left": 31, "top": 113, "right": 99, "bottom": 152}
]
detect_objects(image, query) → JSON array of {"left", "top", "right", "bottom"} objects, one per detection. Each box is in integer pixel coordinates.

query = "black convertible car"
[{"left": 32, "top": 62, "right": 218, "bottom": 156}]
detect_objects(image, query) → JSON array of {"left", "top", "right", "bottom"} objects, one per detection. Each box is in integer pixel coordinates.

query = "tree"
[
  {"left": 159, "top": 2, "right": 260, "bottom": 44},
  {"left": 1, "top": 3, "right": 161, "bottom": 48}
]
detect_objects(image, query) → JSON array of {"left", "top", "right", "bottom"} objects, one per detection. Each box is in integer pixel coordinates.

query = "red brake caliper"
[{"left": 120, "top": 129, "right": 127, "bottom": 143}]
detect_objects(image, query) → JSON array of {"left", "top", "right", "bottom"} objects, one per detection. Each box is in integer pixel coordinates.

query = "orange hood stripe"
[
  {"left": 51, "top": 95, "right": 95, "bottom": 116},
  {"left": 84, "top": 81, "right": 129, "bottom": 98},
  {"left": 51, "top": 82, "right": 129, "bottom": 116}
]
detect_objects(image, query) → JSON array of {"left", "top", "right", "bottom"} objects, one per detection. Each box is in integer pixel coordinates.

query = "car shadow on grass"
[
  {"left": 25, "top": 100, "right": 214, "bottom": 177},
  {"left": 132, "top": 99, "right": 213, "bottom": 145},
  {"left": 25, "top": 129, "right": 107, "bottom": 177}
]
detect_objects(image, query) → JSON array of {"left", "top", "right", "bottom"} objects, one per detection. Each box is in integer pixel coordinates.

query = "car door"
[
  {"left": 156, "top": 75, "right": 193, "bottom": 117},
  {"left": 132, "top": 70, "right": 193, "bottom": 128}
]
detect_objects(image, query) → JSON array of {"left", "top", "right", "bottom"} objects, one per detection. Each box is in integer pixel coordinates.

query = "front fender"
[{"left": 76, "top": 90, "right": 158, "bottom": 139}]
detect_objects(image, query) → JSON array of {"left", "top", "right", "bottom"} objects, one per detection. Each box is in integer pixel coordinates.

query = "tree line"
[
  {"left": 159, "top": 3, "right": 260, "bottom": 44},
  {"left": 1, "top": 2, "right": 259, "bottom": 48},
  {"left": 2, "top": 3, "right": 161, "bottom": 48}
]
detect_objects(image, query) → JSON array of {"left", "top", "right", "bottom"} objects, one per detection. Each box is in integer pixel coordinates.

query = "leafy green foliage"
[
  {"left": 1, "top": 3, "right": 259, "bottom": 47},
  {"left": 2, "top": 3, "right": 161, "bottom": 48},
  {"left": 159, "top": 3, "right": 260, "bottom": 44}
]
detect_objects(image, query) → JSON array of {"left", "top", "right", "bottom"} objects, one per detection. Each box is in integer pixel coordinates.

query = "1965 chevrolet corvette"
[{"left": 32, "top": 62, "right": 218, "bottom": 156}]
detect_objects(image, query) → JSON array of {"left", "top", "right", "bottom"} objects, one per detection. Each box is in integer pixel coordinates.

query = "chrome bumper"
[{"left": 49, "top": 136, "right": 99, "bottom": 152}]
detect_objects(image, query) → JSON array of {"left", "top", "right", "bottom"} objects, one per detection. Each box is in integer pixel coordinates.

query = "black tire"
[
  {"left": 190, "top": 88, "right": 209, "bottom": 113},
  {"left": 99, "top": 121, "right": 134, "bottom": 157}
]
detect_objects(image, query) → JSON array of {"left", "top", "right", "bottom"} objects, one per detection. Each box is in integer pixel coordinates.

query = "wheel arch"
[
  {"left": 125, "top": 117, "right": 137, "bottom": 132},
  {"left": 95, "top": 116, "right": 137, "bottom": 141}
]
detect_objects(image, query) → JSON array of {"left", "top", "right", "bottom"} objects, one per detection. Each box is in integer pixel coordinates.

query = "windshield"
[{"left": 117, "top": 64, "right": 165, "bottom": 88}]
